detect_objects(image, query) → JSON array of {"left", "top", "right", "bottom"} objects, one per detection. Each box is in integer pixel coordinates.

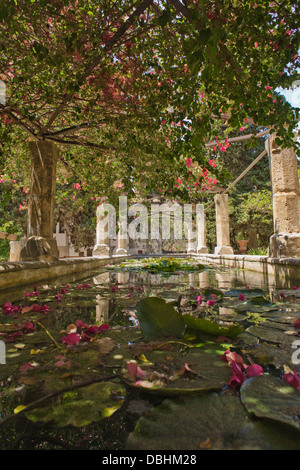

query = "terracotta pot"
[{"left": 237, "top": 239, "right": 248, "bottom": 254}]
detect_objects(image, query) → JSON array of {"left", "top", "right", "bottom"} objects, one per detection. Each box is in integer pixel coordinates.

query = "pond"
[{"left": 0, "top": 257, "right": 300, "bottom": 450}]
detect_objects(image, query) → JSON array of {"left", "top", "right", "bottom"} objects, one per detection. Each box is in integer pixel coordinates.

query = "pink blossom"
[
  {"left": 228, "top": 362, "right": 245, "bottom": 388},
  {"left": 126, "top": 361, "right": 147, "bottom": 380},
  {"left": 60, "top": 333, "right": 81, "bottom": 345},
  {"left": 283, "top": 369, "right": 300, "bottom": 390},
  {"left": 245, "top": 364, "right": 263, "bottom": 378}
]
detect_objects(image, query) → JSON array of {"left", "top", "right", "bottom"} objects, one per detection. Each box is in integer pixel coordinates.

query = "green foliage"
[{"left": 0, "top": 239, "right": 9, "bottom": 261}]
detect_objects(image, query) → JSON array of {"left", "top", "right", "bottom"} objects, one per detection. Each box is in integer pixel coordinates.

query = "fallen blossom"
[
  {"left": 19, "top": 363, "right": 37, "bottom": 372},
  {"left": 283, "top": 369, "right": 300, "bottom": 390},
  {"left": 245, "top": 364, "right": 263, "bottom": 378},
  {"left": 60, "top": 333, "right": 81, "bottom": 345},
  {"left": 126, "top": 361, "right": 147, "bottom": 380},
  {"left": 294, "top": 318, "right": 300, "bottom": 328}
]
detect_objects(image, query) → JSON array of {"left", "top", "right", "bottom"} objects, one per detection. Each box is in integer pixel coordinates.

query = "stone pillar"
[
  {"left": 93, "top": 205, "right": 111, "bottom": 257},
  {"left": 9, "top": 241, "right": 21, "bottom": 262},
  {"left": 214, "top": 194, "right": 234, "bottom": 255},
  {"left": 196, "top": 204, "right": 209, "bottom": 253},
  {"left": 186, "top": 226, "right": 195, "bottom": 254},
  {"left": 266, "top": 134, "right": 300, "bottom": 257},
  {"left": 20, "top": 141, "right": 59, "bottom": 261}
]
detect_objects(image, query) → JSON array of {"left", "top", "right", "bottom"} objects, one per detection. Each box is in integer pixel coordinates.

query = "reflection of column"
[
  {"left": 214, "top": 194, "right": 234, "bottom": 255},
  {"left": 93, "top": 206, "right": 110, "bottom": 257},
  {"left": 93, "top": 272, "right": 111, "bottom": 285},
  {"left": 187, "top": 227, "right": 195, "bottom": 254},
  {"left": 96, "top": 296, "right": 109, "bottom": 323},
  {"left": 266, "top": 134, "right": 300, "bottom": 257},
  {"left": 196, "top": 204, "right": 209, "bottom": 253},
  {"left": 219, "top": 307, "right": 235, "bottom": 316},
  {"left": 117, "top": 272, "right": 129, "bottom": 285},
  {"left": 199, "top": 271, "right": 209, "bottom": 288},
  {"left": 216, "top": 272, "right": 233, "bottom": 290},
  {"left": 189, "top": 272, "right": 197, "bottom": 288}
]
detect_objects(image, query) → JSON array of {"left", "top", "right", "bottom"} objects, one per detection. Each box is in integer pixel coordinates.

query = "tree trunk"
[{"left": 20, "top": 140, "right": 59, "bottom": 261}]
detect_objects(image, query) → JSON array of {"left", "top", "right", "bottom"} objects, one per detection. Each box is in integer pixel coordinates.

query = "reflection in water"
[
  {"left": 215, "top": 272, "right": 234, "bottom": 290},
  {"left": 218, "top": 306, "right": 236, "bottom": 316},
  {"left": 95, "top": 296, "right": 109, "bottom": 323}
]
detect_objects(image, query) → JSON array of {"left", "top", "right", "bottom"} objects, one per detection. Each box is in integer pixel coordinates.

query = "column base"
[
  {"left": 20, "top": 236, "right": 59, "bottom": 261},
  {"left": 93, "top": 244, "right": 110, "bottom": 257},
  {"left": 197, "top": 245, "right": 209, "bottom": 254},
  {"left": 116, "top": 248, "right": 128, "bottom": 256},
  {"left": 214, "top": 246, "right": 234, "bottom": 255},
  {"left": 269, "top": 233, "right": 300, "bottom": 258}
]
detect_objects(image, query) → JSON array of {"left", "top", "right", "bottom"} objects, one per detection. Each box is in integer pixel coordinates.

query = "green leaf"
[
  {"left": 136, "top": 297, "right": 185, "bottom": 339},
  {"left": 183, "top": 314, "right": 243, "bottom": 338}
]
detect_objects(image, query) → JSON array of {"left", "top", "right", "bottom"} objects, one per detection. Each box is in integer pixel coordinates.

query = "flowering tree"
[{"left": 0, "top": 0, "right": 299, "bottom": 258}]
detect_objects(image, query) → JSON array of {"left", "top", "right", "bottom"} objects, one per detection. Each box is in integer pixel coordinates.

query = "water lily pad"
[
  {"left": 25, "top": 381, "right": 126, "bottom": 427},
  {"left": 136, "top": 297, "right": 185, "bottom": 339},
  {"left": 183, "top": 314, "right": 243, "bottom": 338},
  {"left": 126, "top": 392, "right": 300, "bottom": 450},
  {"left": 240, "top": 374, "right": 300, "bottom": 432},
  {"left": 235, "top": 297, "right": 279, "bottom": 313},
  {"left": 122, "top": 349, "right": 232, "bottom": 395},
  {"left": 246, "top": 324, "right": 297, "bottom": 345},
  {"left": 242, "top": 342, "right": 297, "bottom": 369}
]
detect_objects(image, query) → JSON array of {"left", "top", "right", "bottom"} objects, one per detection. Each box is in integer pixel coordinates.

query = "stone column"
[
  {"left": 196, "top": 204, "right": 209, "bottom": 253},
  {"left": 93, "top": 206, "right": 110, "bottom": 257},
  {"left": 9, "top": 241, "right": 21, "bottom": 262},
  {"left": 186, "top": 227, "right": 195, "bottom": 254},
  {"left": 116, "top": 223, "right": 128, "bottom": 255},
  {"left": 214, "top": 194, "right": 234, "bottom": 255},
  {"left": 266, "top": 134, "right": 300, "bottom": 257},
  {"left": 20, "top": 141, "right": 59, "bottom": 261}
]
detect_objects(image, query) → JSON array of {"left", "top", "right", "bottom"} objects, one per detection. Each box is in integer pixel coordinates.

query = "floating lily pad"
[
  {"left": 235, "top": 297, "right": 279, "bottom": 313},
  {"left": 246, "top": 324, "right": 297, "bottom": 345},
  {"left": 242, "top": 342, "right": 298, "bottom": 370},
  {"left": 126, "top": 392, "right": 300, "bottom": 450},
  {"left": 240, "top": 374, "right": 300, "bottom": 433},
  {"left": 122, "top": 349, "right": 232, "bottom": 395},
  {"left": 136, "top": 297, "right": 185, "bottom": 339},
  {"left": 183, "top": 314, "right": 243, "bottom": 338},
  {"left": 25, "top": 381, "right": 126, "bottom": 427}
]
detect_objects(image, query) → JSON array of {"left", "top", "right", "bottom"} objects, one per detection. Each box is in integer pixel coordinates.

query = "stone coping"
[
  {"left": 0, "top": 255, "right": 129, "bottom": 291},
  {"left": 193, "top": 253, "right": 300, "bottom": 282},
  {"left": 0, "top": 252, "right": 299, "bottom": 292}
]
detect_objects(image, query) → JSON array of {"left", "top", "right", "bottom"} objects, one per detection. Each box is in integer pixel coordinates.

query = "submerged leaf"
[
  {"left": 25, "top": 382, "right": 126, "bottom": 427},
  {"left": 136, "top": 297, "right": 185, "bottom": 339}
]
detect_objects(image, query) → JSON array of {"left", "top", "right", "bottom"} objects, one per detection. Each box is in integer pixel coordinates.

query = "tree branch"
[{"left": 39, "top": 0, "right": 154, "bottom": 135}]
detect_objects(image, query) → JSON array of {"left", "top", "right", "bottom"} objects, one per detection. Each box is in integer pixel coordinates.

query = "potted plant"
[{"left": 236, "top": 231, "right": 249, "bottom": 254}]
